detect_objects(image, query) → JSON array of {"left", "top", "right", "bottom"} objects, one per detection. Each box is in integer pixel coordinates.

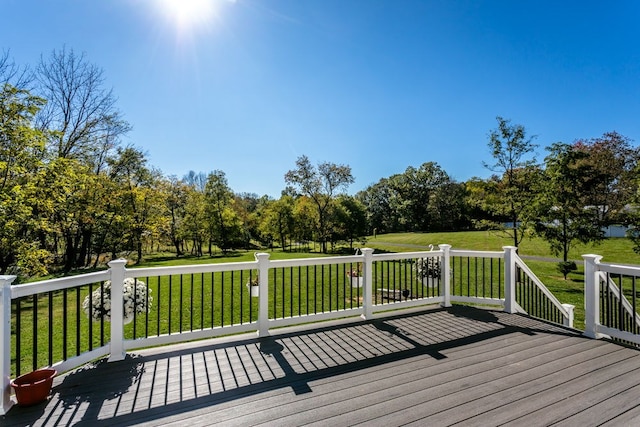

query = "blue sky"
[{"left": 3, "top": 0, "right": 640, "bottom": 197}]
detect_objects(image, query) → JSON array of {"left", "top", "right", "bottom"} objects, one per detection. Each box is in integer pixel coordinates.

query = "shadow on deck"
[{"left": 4, "top": 305, "right": 640, "bottom": 426}]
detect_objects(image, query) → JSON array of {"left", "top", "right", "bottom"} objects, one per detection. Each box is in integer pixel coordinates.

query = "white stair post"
[
  {"left": 0, "top": 275, "right": 17, "bottom": 415},
  {"left": 583, "top": 254, "right": 603, "bottom": 339},
  {"left": 561, "top": 304, "right": 575, "bottom": 328},
  {"left": 255, "top": 252, "right": 270, "bottom": 337}
]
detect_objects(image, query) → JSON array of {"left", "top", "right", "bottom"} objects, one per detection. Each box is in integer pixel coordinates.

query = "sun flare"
[{"left": 158, "top": 0, "right": 217, "bottom": 33}]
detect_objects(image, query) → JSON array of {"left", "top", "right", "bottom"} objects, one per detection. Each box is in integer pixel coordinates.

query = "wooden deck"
[{"left": 3, "top": 305, "right": 640, "bottom": 426}]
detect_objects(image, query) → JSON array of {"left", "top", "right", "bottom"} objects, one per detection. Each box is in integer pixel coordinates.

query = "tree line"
[{"left": 2, "top": 48, "right": 640, "bottom": 280}]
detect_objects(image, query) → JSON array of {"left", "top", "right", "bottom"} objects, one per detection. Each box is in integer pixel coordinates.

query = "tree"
[
  {"left": 483, "top": 116, "right": 539, "bottom": 248},
  {"left": 259, "top": 196, "right": 295, "bottom": 250},
  {"left": 36, "top": 47, "right": 130, "bottom": 165},
  {"left": 34, "top": 47, "right": 130, "bottom": 269},
  {"left": 0, "top": 50, "right": 32, "bottom": 90},
  {"left": 534, "top": 143, "right": 605, "bottom": 278},
  {"left": 0, "top": 83, "right": 49, "bottom": 276},
  {"left": 204, "top": 170, "right": 243, "bottom": 253},
  {"left": 292, "top": 196, "right": 317, "bottom": 251},
  {"left": 234, "top": 192, "right": 264, "bottom": 249},
  {"left": 182, "top": 185, "right": 207, "bottom": 256},
  {"left": 358, "top": 162, "right": 464, "bottom": 234},
  {"left": 332, "top": 195, "right": 368, "bottom": 250},
  {"left": 108, "top": 147, "right": 163, "bottom": 264},
  {"left": 572, "top": 132, "right": 639, "bottom": 226},
  {"left": 392, "top": 162, "right": 455, "bottom": 231},
  {"left": 284, "top": 155, "right": 354, "bottom": 253},
  {"left": 356, "top": 178, "right": 397, "bottom": 234},
  {"left": 431, "top": 181, "right": 470, "bottom": 231},
  {"left": 162, "top": 176, "right": 189, "bottom": 256}
]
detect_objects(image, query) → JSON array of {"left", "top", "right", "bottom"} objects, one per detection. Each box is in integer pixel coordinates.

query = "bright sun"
[{"left": 158, "top": 0, "right": 217, "bottom": 34}]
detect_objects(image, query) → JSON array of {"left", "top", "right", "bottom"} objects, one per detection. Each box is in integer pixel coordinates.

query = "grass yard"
[
  {"left": 366, "top": 230, "right": 640, "bottom": 264},
  {"left": 367, "top": 230, "right": 640, "bottom": 329}
]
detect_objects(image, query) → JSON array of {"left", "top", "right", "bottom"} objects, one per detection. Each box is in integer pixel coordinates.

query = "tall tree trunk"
[
  {"left": 76, "top": 228, "right": 92, "bottom": 268},
  {"left": 64, "top": 234, "right": 76, "bottom": 272},
  {"left": 136, "top": 239, "right": 143, "bottom": 264}
]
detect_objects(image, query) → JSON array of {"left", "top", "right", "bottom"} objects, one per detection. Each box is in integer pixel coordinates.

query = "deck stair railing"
[
  {"left": 584, "top": 255, "right": 640, "bottom": 346},
  {"left": 513, "top": 255, "right": 575, "bottom": 327},
  {"left": 1, "top": 245, "right": 574, "bottom": 415}
]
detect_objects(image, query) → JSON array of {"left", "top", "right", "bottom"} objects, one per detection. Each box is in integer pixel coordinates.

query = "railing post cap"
[
  {"left": 360, "top": 248, "right": 374, "bottom": 254},
  {"left": 438, "top": 244, "right": 451, "bottom": 250},
  {"left": 502, "top": 246, "right": 517, "bottom": 251},
  {"left": 254, "top": 252, "right": 271, "bottom": 261},
  {"left": 108, "top": 258, "right": 128, "bottom": 268},
  {"left": 0, "top": 275, "right": 17, "bottom": 284},
  {"left": 582, "top": 254, "right": 603, "bottom": 262}
]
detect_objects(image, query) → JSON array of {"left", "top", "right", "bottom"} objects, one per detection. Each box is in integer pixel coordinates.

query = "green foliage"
[
  {"left": 533, "top": 142, "right": 606, "bottom": 262},
  {"left": 557, "top": 260, "right": 577, "bottom": 280},
  {"left": 0, "top": 84, "right": 49, "bottom": 276},
  {"left": 285, "top": 155, "right": 354, "bottom": 253},
  {"left": 358, "top": 162, "right": 468, "bottom": 234},
  {"left": 205, "top": 170, "right": 243, "bottom": 251},
  {"left": 259, "top": 195, "right": 295, "bottom": 249},
  {"left": 331, "top": 195, "right": 368, "bottom": 249},
  {"left": 482, "top": 116, "right": 539, "bottom": 247}
]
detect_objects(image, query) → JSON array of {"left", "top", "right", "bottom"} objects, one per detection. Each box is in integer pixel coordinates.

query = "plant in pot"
[
  {"left": 82, "top": 278, "right": 152, "bottom": 324},
  {"left": 246, "top": 275, "right": 260, "bottom": 297},
  {"left": 346, "top": 264, "right": 363, "bottom": 288},
  {"left": 414, "top": 257, "right": 441, "bottom": 287}
]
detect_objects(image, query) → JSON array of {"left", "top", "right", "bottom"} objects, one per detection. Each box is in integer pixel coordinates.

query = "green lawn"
[
  {"left": 366, "top": 230, "right": 640, "bottom": 264},
  {"left": 366, "top": 230, "right": 640, "bottom": 330}
]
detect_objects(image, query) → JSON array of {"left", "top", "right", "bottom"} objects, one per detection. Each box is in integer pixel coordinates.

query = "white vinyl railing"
[
  {"left": 1, "top": 245, "right": 574, "bottom": 415},
  {"left": 584, "top": 255, "right": 640, "bottom": 345}
]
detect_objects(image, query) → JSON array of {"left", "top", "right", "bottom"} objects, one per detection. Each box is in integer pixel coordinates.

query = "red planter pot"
[{"left": 10, "top": 369, "right": 57, "bottom": 406}]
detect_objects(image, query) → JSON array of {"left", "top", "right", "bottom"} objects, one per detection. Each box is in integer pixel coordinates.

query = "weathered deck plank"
[{"left": 2, "top": 305, "right": 640, "bottom": 426}]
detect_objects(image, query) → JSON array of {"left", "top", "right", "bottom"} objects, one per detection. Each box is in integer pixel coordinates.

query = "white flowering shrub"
[
  {"left": 82, "top": 278, "right": 152, "bottom": 322},
  {"left": 414, "top": 258, "right": 441, "bottom": 279}
]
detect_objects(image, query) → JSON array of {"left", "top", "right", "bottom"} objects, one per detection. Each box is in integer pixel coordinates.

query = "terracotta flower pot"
[{"left": 11, "top": 369, "right": 57, "bottom": 406}]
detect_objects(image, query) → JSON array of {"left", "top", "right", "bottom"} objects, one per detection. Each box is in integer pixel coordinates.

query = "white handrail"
[
  {"left": 597, "top": 270, "right": 640, "bottom": 330},
  {"left": 514, "top": 254, "right": 572, "bottom": 322}
]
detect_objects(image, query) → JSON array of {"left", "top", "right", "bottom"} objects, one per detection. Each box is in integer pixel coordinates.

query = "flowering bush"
[
  {"left": 414, "top": 258, "right": 441, "bottom": 279},
  {"left": 82, "top": 278, "right": 152, "bottom": 322}
]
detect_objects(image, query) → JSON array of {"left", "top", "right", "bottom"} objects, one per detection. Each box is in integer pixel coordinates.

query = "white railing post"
[
  {"left": 439, "top": 244, "right": 452, "bottom": 307},
  {"left": 108, "top": 259, "right": 127, "bottom": 362},
  {"left": 0, "top": 275, "right": 17, "bottom": 415},
  {"left": 562, "top": 304, "right": 575, "bottom": 328},
  {"left": 503, "top": 246, "right": 517, "bottom": 314},
  {"left": 361, "top": 248, "right": 374, "bottom": 320},
  {"left": 583, "top": 254, "right": 603, "bottom": 339},
  {"left": 255, "top": 252, "right": 270, "bottom": 337}
]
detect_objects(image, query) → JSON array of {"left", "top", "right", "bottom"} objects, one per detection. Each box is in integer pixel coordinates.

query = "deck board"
[{"left": 3, "top": 305, "right": 640, "bottom": 426}]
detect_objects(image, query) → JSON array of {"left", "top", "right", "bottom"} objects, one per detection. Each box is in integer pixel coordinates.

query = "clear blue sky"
[{"left": 3, "top": 0, "right": 640, "bottom": 197}]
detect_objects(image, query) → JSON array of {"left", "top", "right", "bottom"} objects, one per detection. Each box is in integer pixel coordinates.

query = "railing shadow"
[{"left": 2, "top": 306, "right": 582, "bottom": 426}]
